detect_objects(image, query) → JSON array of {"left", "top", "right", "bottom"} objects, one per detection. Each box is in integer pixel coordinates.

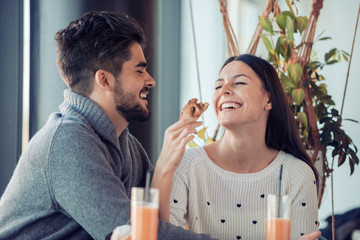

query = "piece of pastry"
[{"left": 179, "top": 98, "right": 209, "bottom": 120}]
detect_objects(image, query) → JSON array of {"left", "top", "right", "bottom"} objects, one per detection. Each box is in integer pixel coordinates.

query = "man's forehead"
[{"left": 128, "top": 43, "right": 146, "bottom": 62}]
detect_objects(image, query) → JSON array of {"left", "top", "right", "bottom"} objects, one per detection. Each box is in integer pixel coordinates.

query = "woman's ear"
[
  {"left": 94, "top": 70, "right": 115, "bottom": 92},
  {"left": 265, "top": 93, "right": 272, "bottom": 110}
]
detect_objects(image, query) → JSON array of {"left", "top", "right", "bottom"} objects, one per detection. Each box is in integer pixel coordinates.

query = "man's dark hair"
[{"left": 55, "top": 11, "right": 146, "bottom": 96}]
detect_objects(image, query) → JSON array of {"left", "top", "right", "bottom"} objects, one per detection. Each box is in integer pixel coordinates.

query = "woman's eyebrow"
[
  {"left": 232, "top": 73, "right": 249, "bottom": 79},
  {"left": 215, "top": 73, "right": 249, "bottom": 83}
]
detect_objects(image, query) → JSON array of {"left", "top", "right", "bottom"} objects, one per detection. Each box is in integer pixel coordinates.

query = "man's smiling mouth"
[{"left": 139, "top": 88, "right": 149, "bottom": 99}]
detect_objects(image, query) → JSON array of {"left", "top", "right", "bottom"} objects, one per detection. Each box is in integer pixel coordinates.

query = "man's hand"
[
  {"left": 152, "top": 118, "right": 202, "bottom": 221},
  {"left": 299, "top": 230, "right": 322, "bottom": 240},
  {"left": 156, "top": 118, "right": 202, "bottom": 173}
]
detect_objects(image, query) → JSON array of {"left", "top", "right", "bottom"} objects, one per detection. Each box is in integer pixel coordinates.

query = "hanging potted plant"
[{"left": 255, "top": 0, "right": 359, "bottom": 206}]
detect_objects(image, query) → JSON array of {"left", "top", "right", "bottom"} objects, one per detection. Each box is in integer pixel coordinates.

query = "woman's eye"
[
  {"left": 214, "top": 85, "right": 222, "bottom": 90},
  {"left": 235, "top": 81, "right": 246, "bottom": 85}
]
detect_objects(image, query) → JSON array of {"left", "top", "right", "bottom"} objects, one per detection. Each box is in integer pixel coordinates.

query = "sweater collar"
[{"left": 59, "top": 89, "right": 127, "bottom": 145}]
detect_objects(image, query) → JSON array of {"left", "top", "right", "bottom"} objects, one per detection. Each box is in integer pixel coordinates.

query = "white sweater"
[{"left": 169, "top": 147, "right": 319, "bottom": 240}]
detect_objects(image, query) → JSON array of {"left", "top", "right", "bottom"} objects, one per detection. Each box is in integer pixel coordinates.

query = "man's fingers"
[{"left": 165, "top": 121, "right": 202, "bottom": 141}]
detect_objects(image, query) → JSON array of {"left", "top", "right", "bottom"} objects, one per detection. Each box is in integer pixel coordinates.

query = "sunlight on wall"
[
  {"left": 180, "top": 0, "right": 227, "bottom": 140},
  {"left": 22, "top": 0, "right": 30, "bottom": 152}
]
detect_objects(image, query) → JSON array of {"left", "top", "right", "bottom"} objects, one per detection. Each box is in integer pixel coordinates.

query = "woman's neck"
[{"left": 205, "top": 129, "right": 278, "bottom": 173}]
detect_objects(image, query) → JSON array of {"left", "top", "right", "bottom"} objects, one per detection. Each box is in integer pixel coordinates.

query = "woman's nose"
[{"left": 219, "top": 83, "right": 232, "bottom": 95}]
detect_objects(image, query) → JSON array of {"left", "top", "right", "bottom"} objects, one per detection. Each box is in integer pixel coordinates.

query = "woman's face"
[{"left": 213, "top": 60, "right": 272, "bottom": 129}]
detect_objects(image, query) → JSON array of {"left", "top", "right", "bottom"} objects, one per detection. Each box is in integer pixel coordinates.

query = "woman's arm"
[{"left": 288, "top": 161, "right": 319, "bottom": 239}]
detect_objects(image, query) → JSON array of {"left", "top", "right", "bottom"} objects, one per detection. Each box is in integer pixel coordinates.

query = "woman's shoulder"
[
  {"left": 279, "top": 151, "right": 317, "bottom": 181},
  {"left": 177, "top": 147, "right": 208, "bottom": 171},
  {"left": 183, "top": 147, "right": 208, "bottom": 163}
]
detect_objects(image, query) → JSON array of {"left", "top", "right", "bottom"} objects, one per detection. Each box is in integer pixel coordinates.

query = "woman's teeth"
[{"left": 221, "top": 102, "right": 241, "bottom": 110}]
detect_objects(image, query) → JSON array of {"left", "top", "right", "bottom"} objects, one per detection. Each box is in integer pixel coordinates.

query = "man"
[{"left": 0, "top": 11, "right": 211, "bottom": 240}]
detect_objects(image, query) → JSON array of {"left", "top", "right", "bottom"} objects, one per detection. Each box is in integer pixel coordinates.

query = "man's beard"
[{"left": 114, "top": 81, "right": 151, "bottom": 124}]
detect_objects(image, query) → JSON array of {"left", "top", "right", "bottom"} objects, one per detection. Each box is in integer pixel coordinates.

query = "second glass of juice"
[
  {"left": 131, "top": 187, "right": 159, "bottom": 240},
  {"left": 265, "top": 194, "right": 291, "bottom": 240}
]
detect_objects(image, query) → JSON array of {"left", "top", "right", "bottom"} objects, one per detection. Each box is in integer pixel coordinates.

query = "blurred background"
[{"left": 1, "top": 0, "right": 359, "bottom": 235}]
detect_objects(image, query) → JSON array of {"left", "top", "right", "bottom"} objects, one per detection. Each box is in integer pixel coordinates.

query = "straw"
[
  {"left": 277, "top": 164, "right": 283, "bottom": 218},
  {"left": 144, "top": 169, "right": 151, "bottom": 202}
]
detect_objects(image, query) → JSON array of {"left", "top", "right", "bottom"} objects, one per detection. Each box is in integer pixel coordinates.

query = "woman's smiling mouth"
[{"left": 220, "top": 102, "right": 242, "bottom": 111}]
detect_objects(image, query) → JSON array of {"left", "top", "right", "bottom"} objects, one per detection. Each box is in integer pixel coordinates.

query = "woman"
[{"left": 167, "top": 54, "right": 320, "bottom": 240}]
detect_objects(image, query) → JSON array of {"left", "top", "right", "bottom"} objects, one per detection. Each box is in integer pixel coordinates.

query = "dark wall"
[
  {"left": 0, "top": 0, "right": 23, "bottom": 197},
  {"left": 29, "top": 0, "right": 155, "bottom": 151}
]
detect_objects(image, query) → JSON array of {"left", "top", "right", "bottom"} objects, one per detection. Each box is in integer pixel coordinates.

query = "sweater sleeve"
[
  {"left": 49, "top": 122, "right": 131, "bottom": 240},
  {"left": 287, "top": 161, "right": 319, "bottom": 239},
  {"left": 169, "top": 151, "right": 192, "bottom": 227},
  {"left": 158, "top": 220, "right": 218, "bottom": 240}
]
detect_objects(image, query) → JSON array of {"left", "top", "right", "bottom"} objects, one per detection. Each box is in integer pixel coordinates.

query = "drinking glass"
[
  {"left": 131, "top": 187, "right": 159, "bottom": 240},
  {"left": 265, "top": 194, "right": 291, "bottom": 240}
]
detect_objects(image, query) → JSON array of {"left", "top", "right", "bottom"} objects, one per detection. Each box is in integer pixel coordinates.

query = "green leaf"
[
  {"left": 317, "top": 84, "right": 328, "bottom": 98},
  {"left": 338, "top": 151, "right": 346, "bottom": 167},
  {"left": 275, "top": 37, "right": 286, "bottom": 57},
  {"left": 206, "top": 137, "right": 214, "bottom": 145},
  {"left": 296, "top": 16, "right": 308, "bottom": 34},
  {"left": 319, "top": 36, "right": 332, "bottom": 41},
  {"left": 342, "top": 53, "right": 349, "bottom": 61},
  {"left": 297, "top": 111, "right": 308, "bottom": 128},
  {"left": 197, "top": 127, "right": 207, "bottom": 140},
  {"left": 282, "top": 11, "right": 295, "bottom": 20},
  {"left": 343, "top": 118, "right": 359, "bottom": 123},
  {"left": 326, "top": 59, "right": 338, "bottom": 65},
  {"left": 292, "top": 88, "right": 305, "bottom": 105},
  {"left": 285, "top": 16, "right": 295, "bottom": 40},
  {"left": 280, "top": 72, "right": 296, "bottom": 88},
  {"left": 260, "top": 34, "right": 273, "bottom": 53},
  {"left": 325, "top": 48, "right": 337, "bottom": 62},
  {"left": 188, "top": 140, "right": 199, "bottom": 148},
  {"left": 348, "top": 148, "right": 359, "bottom": 164},
  {"left": 258, "top": 16, "right": 273, "bottom": 33},
  {"left": 287, "top": 63, "right": 303, "bottom": 85},
  {"left": 285, "top": 43, "right": 292, "bottom": 62},
  {"left": 276, "top": 13, "right": 287, "bottom": 31}
]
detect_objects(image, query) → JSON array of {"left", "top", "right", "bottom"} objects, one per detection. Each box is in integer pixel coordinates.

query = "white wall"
[{"left": 180, "top": 0, "right": 360, "bottom": 229}]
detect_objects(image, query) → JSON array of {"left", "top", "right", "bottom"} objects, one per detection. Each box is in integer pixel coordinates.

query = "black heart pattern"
[
  {"left": 237, "top": 204, "right": 241, "bottom": 208},
  {"left": 302, "top": 202, "right": 306, "bottom": 207},
  {"left": 260, "top": 194, "right": 265, "bottom": 198},
  {"left": 221, "top": 219, "right": 226, "bottom": 223},
  {"left": 237, "top": 236, "right": 241, "bottom": 239},
  {"left": 173, "top": 199, "right": 178, "bottom": 203},
  {"left": 252, "top": 220, "right": 257, "bottom": 224},
  {"left": 207, "top": 201, "right": 210, "bottom": 206}
]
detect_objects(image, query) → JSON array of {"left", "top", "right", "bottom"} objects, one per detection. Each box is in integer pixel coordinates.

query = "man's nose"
[{"left": 145, "top": 72, "right": 156, "bottom": 88}]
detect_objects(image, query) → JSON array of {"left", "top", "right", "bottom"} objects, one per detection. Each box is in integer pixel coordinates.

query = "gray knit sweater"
[{"left": 0, "top": 90, "right": 214, "bottom": 240}]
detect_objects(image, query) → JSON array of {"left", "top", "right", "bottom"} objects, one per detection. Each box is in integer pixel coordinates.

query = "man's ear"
[{"left": 94, "top": 70, "right": 115, "bottom": 92}]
